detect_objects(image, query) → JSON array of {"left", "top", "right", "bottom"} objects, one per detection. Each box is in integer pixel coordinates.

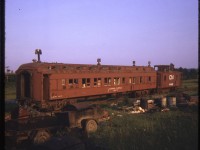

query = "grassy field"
[
  {"left": 87, "top": 105, "right": 198, "bottom": 150},
  {"left": 179, "top": 79, "right": 198, "bottom": 96},
  {"left": 5, "top": 81, "right": 16, "bottom": 100},
  {"left": 5, "top": 79, "right": 198, "bottom": 150}
]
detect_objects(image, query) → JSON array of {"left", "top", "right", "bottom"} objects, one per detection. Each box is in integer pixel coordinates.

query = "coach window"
[
  {"left": 62, "top": 79, "right": 66, "bottom": 86},
  {"left": 104, "top": 78, "right": 108, "bottom": 86},
  {"left": 82, "top": 78, "right": 86, "bottom": 88},
  {"left": 87, "top": 78, "right": 90, "bottom": 87},
  {"left": 104, "top": 77, "right": 111, "bottom": 86},
  {"left": 118, "top": 78, "right": 120, "bottom": 85},
  {"left": 97, "top": 78, "right": 101, "bottom": 87},
  {"left": 72, "top": 78, "right": 79, "bottom": 88},
  {"left": 94, "top": 78, "right": 97, "bottom": 87},
  {"left": 69, "top": 79, "right": 73, "bottom": 88},
  {"left": 129, "top": 77, "right": 132, "bottom": 84},
  {"left": 74, "top": 79, "right": 79, "bottom": 88},
  {"left": 122, "top": 77, "right": 125, "bottom": 84},
  {"left": 114, "top": 77, "right": 120, "bottom": 85},
  {"left": 108, "top": 78, "right": 111, "bottom": 85},
  {"left": 82, "top": 78, "right": 90, "bottom": 88},
  {"left": 148, "top": 76, "right": 151, "bottom": 82},
  {"left": 133, "top": 77, "right": 136, "bottom": 84},
  {"left": 140, "top": 76, "right": 142, "bottom": 84},
  {"left": 62, "top": 79, "right": 66, "bottom": 89},
  {"left": 114, "top": 78, "right": 116, "bottom": 85}
]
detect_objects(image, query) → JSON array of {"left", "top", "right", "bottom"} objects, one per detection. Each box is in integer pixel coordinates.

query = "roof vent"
[
  {"left": 133, "top": 61, "right": 135, "bottom": 66},
  {"left": 97, "top": 58, "right": 101, "bottom": 65},
  {"left": 148, "top": 61, "right": 151, "bottom": 67}
]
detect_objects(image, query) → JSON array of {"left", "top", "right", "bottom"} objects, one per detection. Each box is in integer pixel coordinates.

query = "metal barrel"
[
  {"left": 161, "top": 97, "right": 167, "bottom": 108},
  {"left": 140, "top": 99, "right": 147, "bottom": 110},
  {"left": 147, "top": 99, "right": 154, "bottom": 109},
  {"left": 167, "top": 97, "right": 176, "bottom": 107}
]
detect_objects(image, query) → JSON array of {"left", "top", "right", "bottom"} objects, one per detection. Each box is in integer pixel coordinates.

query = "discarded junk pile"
[{"left": 112, "top": 96, "right": 179, "bottom": 114}]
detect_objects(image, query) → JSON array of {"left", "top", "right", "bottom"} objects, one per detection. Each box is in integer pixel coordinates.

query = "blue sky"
[{"left": 5, "top": 0, "right": 198, "bottom": 71}]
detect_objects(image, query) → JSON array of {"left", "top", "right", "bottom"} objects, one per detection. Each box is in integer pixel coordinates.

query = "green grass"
[
  {"left": 177, "top": 79, "right": 198, "bottom": 96},
  {"left": 5, "top": 81, "right": 17, "bottom": 114},
  {"left": 89, "top": 106, "right": 198, "bottom": 150},
  {"left": 5, "top": 81, "right": 16, "bottom": 100}
]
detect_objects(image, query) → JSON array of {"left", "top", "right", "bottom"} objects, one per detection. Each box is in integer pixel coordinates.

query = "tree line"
[{"left": 176, "top": 68, "right": 198, "bottom": 80}]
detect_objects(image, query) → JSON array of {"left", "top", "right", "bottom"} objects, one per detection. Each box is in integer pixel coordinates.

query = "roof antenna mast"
[{"left": 35, "top": 49, "right": 42, "bottom": 62}]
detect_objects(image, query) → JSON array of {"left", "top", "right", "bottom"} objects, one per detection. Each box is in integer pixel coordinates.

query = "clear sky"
[{"left": 5, "top": 0, "right": 198, "bottom": 71}]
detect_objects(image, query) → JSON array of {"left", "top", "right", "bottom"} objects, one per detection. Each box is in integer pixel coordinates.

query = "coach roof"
[{"left": 16, "top": 62, "right": 155, "bottom": 74}]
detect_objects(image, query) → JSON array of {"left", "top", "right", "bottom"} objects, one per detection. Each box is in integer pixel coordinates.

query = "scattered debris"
[
  {"left": 110, "top": 102, "right": 118, "bottom": 107},
  {"left": 189, "top": 96, "right": 198, "bottom": 105},
  {"left": 5, "top": 114, "right": 11, "bottom": 121},
  {"left": 133, "top": 100, "right": 141, "bottom": 107},
  {"left": 161, "top": 108, "right": 170, "bottom": 112}
]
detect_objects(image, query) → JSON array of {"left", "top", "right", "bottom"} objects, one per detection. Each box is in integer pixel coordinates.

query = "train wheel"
[
  {"left": 33, "top": 130, "right": 51, "bottom": 145},
  {"left": 84, "top": 119, "right": 98, "bottom": 133}
]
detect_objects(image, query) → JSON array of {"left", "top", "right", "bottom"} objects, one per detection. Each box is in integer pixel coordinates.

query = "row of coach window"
[{"left": 61, "top": 76, "right": 153, "bottom": 88}]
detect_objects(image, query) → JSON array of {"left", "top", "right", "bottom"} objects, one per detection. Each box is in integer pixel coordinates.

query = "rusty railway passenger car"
[{"left": 16, "top": 60, "right": 157, "bottom": 110}]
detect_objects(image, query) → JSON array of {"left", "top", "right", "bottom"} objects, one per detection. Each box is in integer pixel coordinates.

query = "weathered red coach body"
[
  {"left": 154, "top": 65, "right": 182, "bottom": 90},
  {"left": 16, "top": 62, "right": 157, "bottom": 108}
]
